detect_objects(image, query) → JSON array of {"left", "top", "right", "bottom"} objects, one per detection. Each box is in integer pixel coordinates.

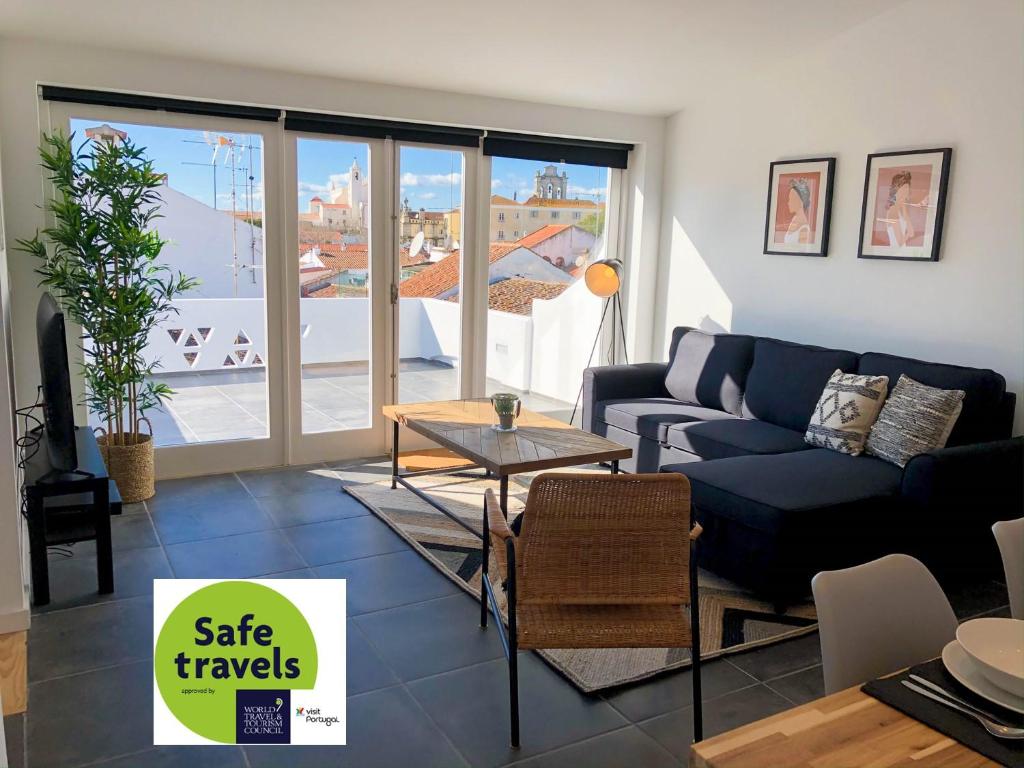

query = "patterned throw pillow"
[
  {"left": 865, "top": 375, "right": 965, "bottom": 467},
  {"left": 805, "top": 370, "right": 889, "bottom": 455}
]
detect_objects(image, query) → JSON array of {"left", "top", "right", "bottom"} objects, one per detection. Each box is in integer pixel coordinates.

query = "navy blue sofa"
[{"left": 583, "top": 327, "right": 1022, "bottom": 604}]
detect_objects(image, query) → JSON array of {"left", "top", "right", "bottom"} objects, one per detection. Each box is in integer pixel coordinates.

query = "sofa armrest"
[
  {"left": 582, "top": 363, "right": 668, "bottom": 434},
  {"left": 900, "top": 437, "right": 1024, "bottom": 516}
]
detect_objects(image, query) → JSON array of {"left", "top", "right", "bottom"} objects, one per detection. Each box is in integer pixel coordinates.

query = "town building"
[
  {"left": 299, "top": 158, "right": 368, "bottom": 232},
  {"left": 399, "top": 198, "right": 449, "bottom": 245}
]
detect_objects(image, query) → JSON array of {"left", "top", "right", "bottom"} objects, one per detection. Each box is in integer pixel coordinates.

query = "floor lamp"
[{"left": 570, "top": 258, "right": 628, "bottom": 426}]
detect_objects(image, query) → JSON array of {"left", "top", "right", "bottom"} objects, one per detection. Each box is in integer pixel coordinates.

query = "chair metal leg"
[
  {"left": 480, "top": 498, "right": 489, "bottom": 628},
  {"left": 507, "top": 537, "right": 520, "bottom": 748},
  {"left": 689, "top": 536, "right": 703, "bottom": 743}
]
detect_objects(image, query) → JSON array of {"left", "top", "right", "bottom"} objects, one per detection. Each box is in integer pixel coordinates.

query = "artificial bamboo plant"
[{"left": 18, "top": 131, "right": 197, "bottom": 448}]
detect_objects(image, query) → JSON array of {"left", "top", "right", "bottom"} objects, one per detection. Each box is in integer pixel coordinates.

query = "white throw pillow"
[{"left": 805, "top": 369, "right": 889, "bottom": 456}]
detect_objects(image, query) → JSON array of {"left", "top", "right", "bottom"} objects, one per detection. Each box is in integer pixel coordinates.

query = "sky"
[{"left": 69, "top": 119, "right": 609, "bottom": 217}]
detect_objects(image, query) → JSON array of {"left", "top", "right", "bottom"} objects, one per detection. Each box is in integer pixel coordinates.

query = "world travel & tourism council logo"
[{"left": 153, "top": 579, "right": 346, "bottom": 746}]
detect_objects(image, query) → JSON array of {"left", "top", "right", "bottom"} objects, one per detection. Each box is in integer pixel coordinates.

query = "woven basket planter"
[{"left": 97, "top": 430, "right": 155, "bottom": 503}]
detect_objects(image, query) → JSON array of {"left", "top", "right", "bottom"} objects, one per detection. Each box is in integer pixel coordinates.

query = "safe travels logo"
[{"left": 153, "top": 579, "right": 346, "bottom": 745}]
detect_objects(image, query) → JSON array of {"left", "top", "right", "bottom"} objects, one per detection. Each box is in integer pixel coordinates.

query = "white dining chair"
[
  {"left": 993, "top": 517, "right": 1024, "bottom": 620},
  {"left": 812, "top": 554, "right": 958, "bottom": 694}
]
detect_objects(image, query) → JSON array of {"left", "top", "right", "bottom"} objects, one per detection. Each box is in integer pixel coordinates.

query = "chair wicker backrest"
[{"left": 516, "top": 473, "right": 692, "bottom": 606}]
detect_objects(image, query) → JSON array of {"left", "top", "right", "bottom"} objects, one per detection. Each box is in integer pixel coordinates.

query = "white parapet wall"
[
  {"left": 485, "top": 310, "right": 532, "bottom": 393},
  {"left": 142, "top": 291, "right": 593, "bottom": 406},
  {"left": 528, "top": 280, "right": 604, "bottom": 404}
]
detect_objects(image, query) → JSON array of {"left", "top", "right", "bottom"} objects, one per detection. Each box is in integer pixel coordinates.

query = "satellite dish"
[
  {"left": 452, "top": 240, "right": 461, "bottom": 251},
  {"left": 409, "top": 231, "right": 425, "bottom": 261}
]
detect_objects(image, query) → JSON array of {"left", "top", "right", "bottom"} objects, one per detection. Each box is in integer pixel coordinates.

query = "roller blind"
[
  {"left": 482, "top": 131, "right": 632, "bottom": 169},
  {"left": 284, "top": 111, "right": 483, "bottom": 148},
  {"left": 39, "top": 86, "right": 281, "bottom": 122}
]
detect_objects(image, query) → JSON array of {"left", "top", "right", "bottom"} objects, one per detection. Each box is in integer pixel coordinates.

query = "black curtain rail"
[
  {"left": 483, "top": 131, "right": 633, "bottom": 169},
  {"left": 39, "top": 86, "right": 281, "bottom": 123},
  {"left": 284, "top": 111, "right": 483, "bottom": 148}
]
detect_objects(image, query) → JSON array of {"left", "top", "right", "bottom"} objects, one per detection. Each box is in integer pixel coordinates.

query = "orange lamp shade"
[{"left": 584, "top": 259, "right": 622, "bottom": 298}]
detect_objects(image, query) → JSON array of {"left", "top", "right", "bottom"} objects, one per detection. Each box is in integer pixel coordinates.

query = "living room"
[{"left": 0, "top": 1, "right": 1021, "bottom": 766}]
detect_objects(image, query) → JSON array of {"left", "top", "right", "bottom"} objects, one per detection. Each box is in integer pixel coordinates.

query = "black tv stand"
[{"left": 23, "top": 426, "right": 118, "bottom": 606}]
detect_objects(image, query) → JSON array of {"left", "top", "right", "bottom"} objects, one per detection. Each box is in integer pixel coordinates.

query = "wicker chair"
[{"left": 480, "top": 472, "right": 703, "bottom": 748}]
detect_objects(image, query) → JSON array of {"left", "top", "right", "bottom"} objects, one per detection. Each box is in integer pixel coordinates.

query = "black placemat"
[{"left": 863, "top": 658, "right": 1024, "bottom": 767}]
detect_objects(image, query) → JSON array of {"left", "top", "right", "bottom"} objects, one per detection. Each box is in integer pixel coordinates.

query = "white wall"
[
  {"left": 157, "top": 185, "right": 265, "bottom": 299},
  {"left": 486, "top": 311, "right": 532, "bottom": 392},
  {"left": 0, "top": 35, "right": 665, "bottom": 414},
  {"left": 530, "top": 279, "right": 605, "bottom": 403},
  {"left": 655, "top": 0, "right": 1024, "bottom": 434},
  {"left": 0, "top": 147, "right": 28, "bottom": 634}
]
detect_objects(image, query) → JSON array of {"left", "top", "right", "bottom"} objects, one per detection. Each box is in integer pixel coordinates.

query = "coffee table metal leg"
[
  {"left": 611, "top": 460, "right": 619, "bottom": 474},
  {"left": 499, "top": 475, "right": 509, "bottom": 519},
  {"left": 391, "top": 420, "right": 399, "bottom": 490}
]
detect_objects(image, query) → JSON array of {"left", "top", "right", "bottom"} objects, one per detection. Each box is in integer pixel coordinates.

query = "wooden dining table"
[{"left": 690, "top": 679, "right": 1000, "bottom": 767}]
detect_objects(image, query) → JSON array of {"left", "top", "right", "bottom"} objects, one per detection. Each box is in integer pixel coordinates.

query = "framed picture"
[
  {"left": 858, "top": 148, "right": 952, "bottom": 261},
  {"left": 763, "top": 157, "right": 836, "bottom": 257}
]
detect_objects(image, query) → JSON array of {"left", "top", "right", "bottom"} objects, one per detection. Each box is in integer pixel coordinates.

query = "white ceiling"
[{"left": 0, "top": 0, "right": 896, "bottom": 116}]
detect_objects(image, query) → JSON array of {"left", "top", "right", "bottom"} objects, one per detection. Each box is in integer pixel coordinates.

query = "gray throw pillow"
[{"left": 865, "top": 375, "right": 965, "bottom": 467}]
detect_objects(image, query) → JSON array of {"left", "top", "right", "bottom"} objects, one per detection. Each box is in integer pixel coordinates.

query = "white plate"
[{"left": 942, "top": 640, "right": 1024, "bottom": 715}]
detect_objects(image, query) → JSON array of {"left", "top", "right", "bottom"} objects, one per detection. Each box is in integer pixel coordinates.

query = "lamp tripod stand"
[{"left": 569, "top": 259, "right": 628, "bottom": 427}]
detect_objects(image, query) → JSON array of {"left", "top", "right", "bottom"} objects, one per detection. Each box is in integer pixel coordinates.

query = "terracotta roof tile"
[
  {"left": 521, "top": 196, "right": 603, "bottom": 209},
  {"left": 490, "top": 195, "right": 520, "bottom": 206},
  {"left": 485, "top": 278, "right": 570, "bottom": 315},
  {"left": 398, "top": 251, "right": 462, "bottom": 298},
  {"left": 513, "top": 224, "right": 571, "bottom": 248}
]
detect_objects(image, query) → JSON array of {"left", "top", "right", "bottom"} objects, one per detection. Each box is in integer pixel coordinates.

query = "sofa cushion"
[
  {"left": 742, "top": 338, "right": 860, "bottom": 432},
  {"left": 857, "top": 352, "right": 1007, "bottom": 446},
  {"left": 663, "top": 449, "right": 902, "bottom": 533},
  {"left": 665, "top": 418, "right": 812, "bottom": 460},
  {"left": 596, "top": 398, "right": 733, "bottom": 441},
  {"left": 664, "top": 328, "right": 756, "bottom": 416}
]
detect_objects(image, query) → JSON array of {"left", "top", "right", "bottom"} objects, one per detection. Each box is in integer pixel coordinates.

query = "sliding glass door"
[
  {"left": 285, "top": 134, "right": 389, "bottom": 464},
  {"left": 482, "top": 157, "right": 620, "bottom": 425},
  {"left": 48, "top": 102, "right": 286, "bottom": 476},
  {"left": 393, "top": 143, "right": 469, "bottom": 405}
]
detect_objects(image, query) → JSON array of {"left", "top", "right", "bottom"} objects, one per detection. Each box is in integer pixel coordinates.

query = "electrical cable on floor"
[{"left": 16, "top": 387, "right": 77, "bottom": 558}]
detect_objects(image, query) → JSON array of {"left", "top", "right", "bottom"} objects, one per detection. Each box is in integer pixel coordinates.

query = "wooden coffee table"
[{"left": 382, "top": 399, "right": 632, "bottom": 538}]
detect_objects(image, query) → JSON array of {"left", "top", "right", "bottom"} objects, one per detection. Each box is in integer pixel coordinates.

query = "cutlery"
[
  {"left": 909, "top": 674, "right": 1019, "bottom": 727},
  {"left": 902, "top": 681, "right": 1024, "bottom": 740}
]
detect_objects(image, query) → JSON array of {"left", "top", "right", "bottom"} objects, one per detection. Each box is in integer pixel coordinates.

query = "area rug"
[{"left": 345, "top": 468, "right": 817, "bottom": 693}]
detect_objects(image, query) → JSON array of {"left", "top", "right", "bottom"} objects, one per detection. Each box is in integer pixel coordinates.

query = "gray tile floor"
[
  {"left": 104, "top": 360, "right": 574, "bottom": 447},
  {"left": 6, "top": 462, "right": 1010, "bottom": 768}
]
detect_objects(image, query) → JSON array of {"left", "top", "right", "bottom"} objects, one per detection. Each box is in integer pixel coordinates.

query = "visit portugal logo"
[{"left": 153, "top": 579, "right": 346, "bottom": 746}]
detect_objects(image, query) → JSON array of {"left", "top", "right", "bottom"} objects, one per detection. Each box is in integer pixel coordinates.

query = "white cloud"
[
  {"left": 418, "top": 192, "right": 437, "bottom": 200},
  {"left": 491, "top": 179, "right": 503, "bottom": 189},
  {"left": 401, "top": 172, "right": 461, "bottom": 187},
  {"left": 298, "top": 172, "right": 351, "bottom": 196}
]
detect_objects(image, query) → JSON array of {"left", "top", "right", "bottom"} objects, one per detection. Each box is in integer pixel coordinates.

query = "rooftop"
[
  {"left": 399, "top": 243, "right": 522, "bottom": 299},
  {"left": 484, "top": 277, "right": 570, "bottom": 315},
  {"left": 513, "top": 223, "right": 572, "bottom": 249}
]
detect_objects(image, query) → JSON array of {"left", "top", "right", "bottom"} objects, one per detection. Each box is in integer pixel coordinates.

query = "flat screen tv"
[{"left": 36, "top": 292, "right": 78, "bottom": 472}]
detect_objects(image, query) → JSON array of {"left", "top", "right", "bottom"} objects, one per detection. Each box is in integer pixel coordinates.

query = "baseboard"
[{"left": 0, "top": 629, "right": 26, "bottom": 715}]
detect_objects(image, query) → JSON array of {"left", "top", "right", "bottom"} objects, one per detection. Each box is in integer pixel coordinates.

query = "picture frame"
[
  {"left": 763, "top": 157, "right": 836, "bottom": 257},
  {"left": 857, "top": 148, "right": 952, "bottom": 261}
]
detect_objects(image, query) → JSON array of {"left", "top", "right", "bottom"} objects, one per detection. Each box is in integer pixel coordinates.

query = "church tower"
[
  {"left": 348, "top": 157, "right": 367, "bottom": 224},
  {"left": 534, "top": 164, "right": 568, "bottom": 200}
]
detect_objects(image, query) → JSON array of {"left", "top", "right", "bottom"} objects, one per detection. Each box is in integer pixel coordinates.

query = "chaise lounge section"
[{"left": 583, "top": 327, "right": 1022, "bottom": 603}]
